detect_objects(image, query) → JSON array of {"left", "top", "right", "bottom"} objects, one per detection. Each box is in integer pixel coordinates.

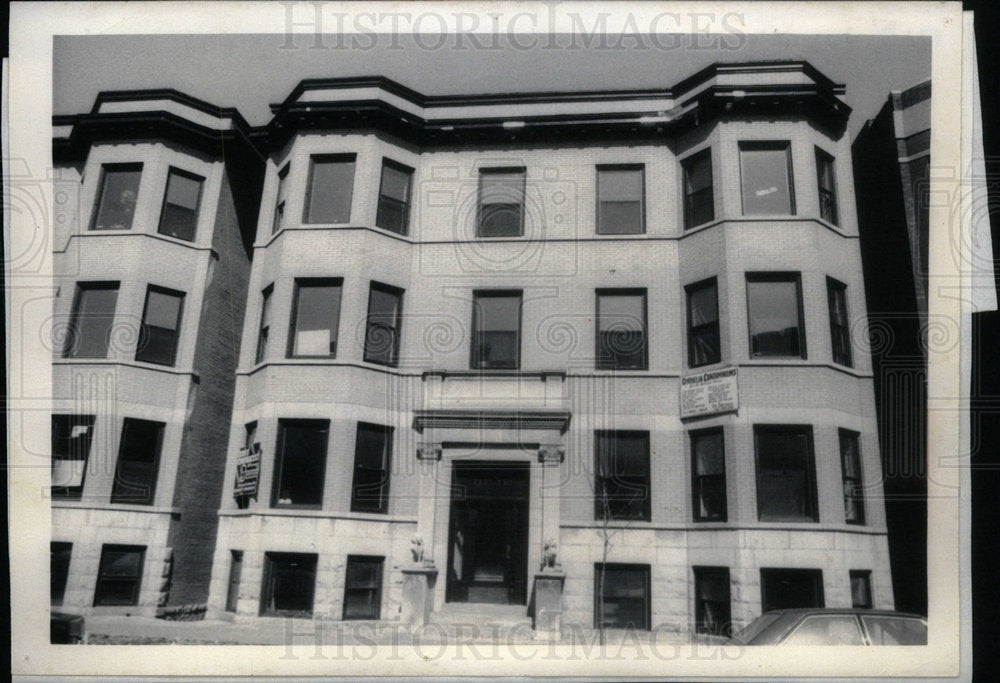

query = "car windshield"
[{"left": 731, "top": 612, "right": 783, "bottom": 643}]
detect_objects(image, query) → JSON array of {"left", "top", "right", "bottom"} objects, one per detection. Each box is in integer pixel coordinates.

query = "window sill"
[
  {"left": 219, "top": 508, "right": 416, "bottom": 524},
  {"left": 51, "top": 500, "right": 181, "bottom": 516},
  {"left": 260, "top": 224, "right": 412, "bottom": 249},
  {"left": 58, "top": 229, "right": 216, "bottom": 255},
  {"left": 53, "top": 358, "right": 199, "bottom": 379}
]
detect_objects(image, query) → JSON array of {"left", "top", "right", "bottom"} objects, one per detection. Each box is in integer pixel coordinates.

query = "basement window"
[
  {"left": 760, "top": 568, "right": 824, "bottom": 613},
  {"left": 343, "top": 556, "right": 384, "bottom": 620},
  {"left": 694, "top": 566, "right": 732, "bottom": 636},
  {"left": 94, "top": 544, "right": 145, "bottom": 606},
  {"left": 260, "top": 552, "right": 317, "bottom": 617},
  {"left": 594, "top": 563, "right": 650, "bottom": 630}
]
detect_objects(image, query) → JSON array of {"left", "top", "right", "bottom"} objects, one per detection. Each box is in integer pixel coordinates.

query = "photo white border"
[{"left": 8, "top": 1, "right": 967, "bottom": 678}]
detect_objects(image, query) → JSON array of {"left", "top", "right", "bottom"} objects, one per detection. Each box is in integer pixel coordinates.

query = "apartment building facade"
[
  {"left": 52, "top": 61, "right": 894, "bottom": 638},
  {"left": 50, "top": 93, "right": 264, "bottom": 616}
]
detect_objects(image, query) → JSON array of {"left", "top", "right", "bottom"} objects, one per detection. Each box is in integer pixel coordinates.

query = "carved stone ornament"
[
  {"left": 537, "top": 444, "right": 565, "bottom": 465},
  {"left": 416, "top": 442, "right": 442, "bottom": 461}
]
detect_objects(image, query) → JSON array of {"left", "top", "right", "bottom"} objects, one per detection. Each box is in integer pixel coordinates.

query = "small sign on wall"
[
  {"left": 234, "top": 443, "right": 261, "bottom": 499},
  {"left": 680, "top": 367, "right": 739, "bottom": 419}
]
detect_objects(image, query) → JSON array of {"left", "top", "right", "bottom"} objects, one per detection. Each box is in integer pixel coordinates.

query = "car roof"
[{"left": 761, "top": 608, "right": 925, "bottom": 619}]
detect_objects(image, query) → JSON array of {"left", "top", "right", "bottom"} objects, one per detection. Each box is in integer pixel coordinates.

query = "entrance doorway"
[{"left": 446, "top": 460, "right": 530, "bottom": 605}]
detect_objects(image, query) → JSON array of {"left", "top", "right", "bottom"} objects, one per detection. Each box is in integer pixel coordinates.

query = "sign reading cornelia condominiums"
[
  {"left": 233, "top": 445, "right": 261, "bottom": 498},
  {"left": 680, "top": 367, "right": 739, "bottom": 419}
]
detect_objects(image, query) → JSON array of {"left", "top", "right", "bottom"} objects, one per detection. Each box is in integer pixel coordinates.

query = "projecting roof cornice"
[{"left": 52, "top": 60, "right": 851, "bottom": 159}]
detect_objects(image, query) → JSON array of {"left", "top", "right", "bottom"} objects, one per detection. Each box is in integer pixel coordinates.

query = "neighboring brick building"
[
  {"left": 50, "top": 92, "right": 264, "bottom": 616},
  {"left": 52, "top": 60, "right": 896, "bottom": 638},
  {"left": 852, "top": 80, "right": 931, "bottom": 616}
]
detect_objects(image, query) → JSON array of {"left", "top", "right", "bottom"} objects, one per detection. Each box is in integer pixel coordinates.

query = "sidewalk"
[{"left": 82, "top": 615, "right": 698, "bottom": 648}]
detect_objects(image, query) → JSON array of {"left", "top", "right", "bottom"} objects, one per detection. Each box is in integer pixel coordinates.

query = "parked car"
[
  {"left": 50, "top": 611, "right": 86, "bottom": 644},
  {"left": 729, "top": 608, "right": 926, "bottom": 646}
]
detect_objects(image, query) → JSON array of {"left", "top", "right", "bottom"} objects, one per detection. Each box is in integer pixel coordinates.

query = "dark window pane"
[
  {"left": 65, "top": 283, "right": 119, "bottom": 358},
  {"left": 343, "top": 556, "right": 384, "bottom": 620},
  {"left": 305, "top": 156, "right": 355, "bottom": 224},
  {"left": 376, "top": 162, "right": 412, "bottom": 235},
  {"left": 687, "top": 280, "right": 721, "bottom": 367},
  {"left": 51, "top": 542, "right": 73, "bottom": 606},
  {"left": 289, "top": 280, "right": 341, "bottom": 357},
  {"left": 692, "top": 430, "right": 726, "bottom": 522},
  {"left": 595, "top": 431, "right": 650, "bottom": 521},
  {"left": 111, "top": 419, "right": 164, "bottom": 505},
  {"left": 272, "top": 164, "right": 290, "bottom": 234},
  {"left": 827, "top": 279, "right": 853, "bottom": 366},
  {"left": 261, "top": 552, "right": 317, "bottom": 616},
  {"left": 683, "top": 152, "right": 714, "bottom": 228},
  {"left": 92, "top": 164, "right": 142, "bottom": 231},
  {"left": 740, "top": 143, "right": 794, "bottom": 215},
  {"left": 51, "top": 415, "right": 95, "bottom": 499},
  {"left": 840, "top": 431, "right": 865, "bottom": 524},
  {"left": 478, "top": 170, "right": 525, "bottom": 237},
  {"left": 273, "top": 420, "right": 328, "bottom": 508},
  {"left": 472, "top": 292, "right": 521, "bottom": 369},
  {"left": 694, "top": 567, "right": 731, "bottom": 636},
  {"left": 256, "top": 286, "right": 272, "bottom": 364},
  {"left": 595, "top": 564, "right": 650, "bottom": 629},
  {"left": 157, "top": 169, "right": 203, "bottom": 241},
  {"left": 597, "top": 167, "right": 643, "bottom": 234},
  {"left": 351, "top": 424, "right": 392, "bottom": 513},
  {"left": 136, "top": 287, "right": 184, "bottom": 366},
  {"left": 94, "top": 545, "right": 145, "bottom": 606},
  {"left": 597, "top": 291, "right": 647, "bottom": 370},
  {"left": 363, "top": 285, "right": 403, "bottom": 366},
  {"left": 755, "top": 428, "right": 817, "bottom": 522},
  {"left": 816, "top": 148, "right": 839, "bottom": 225},
  {"left": 760, "top": 568, "right": 824, "bottom": 613},
  {"left": 747, "top": 275, "right": 804, "bottom": 358}
]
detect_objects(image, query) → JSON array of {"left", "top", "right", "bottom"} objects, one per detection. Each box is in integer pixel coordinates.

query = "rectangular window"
[
  {"left": 683, "top": 150, "right": 714, "bottom": 228},
  {"left": 816, "top": 148, "right": 839, "bottom": 225},
  {"left": 376, "top": 159, "right": 413, "bottom": 235},
  {"left": 157, "top": 167, "right": 204, "bottom": 241},
  {"left": 840, "top": 429, "right": 865, "bottom": 524},
  {"left": 691, "top": 428, "right": 727, "bottom": 522},
  {"left": 471, "top": 290, "right": 522, "bottom": 369},
  {"left": 94, "top": 544, "right": 145, "bottom": 606},
  {"left": 760, "top": 568, "right": 824, "bottom": 613},
  {"left": 827, "top": 277, "right": 853, "bottom": 367},
  {"left": 272, "top": 164, "right": 290, "bottom": 234},
  {"left": 110, "top": 418, "right": 164, "bottom": 506},
  {"left": 694, "top": 567, "right": 731, "bottom": 636},
  {"left": 135, "top": 286, "right": 185, "bottom": 366},
  {"left": 594, "top": 563, "right": 650, "bottom": 630},
  {"left": 91, "top": 163, "right": 142, "bottom": 231},
  {"left": 288, "top": 278, "right": 342, "bottom": 358},
  {"left": 746, "top": 273, "right": 805, "bottom": 358},
  {"left": 272, "top": 419, "right": 329, "bottom": 508},
  {"left": 260, "top": 552, "right": 317, "bottom": 617},
  {"left": 595, "top": 430, "right": 651, "bottom": 521},
  {"left": 226, "top": 550, "right": 243, "bottom": 613},
  {"left": 478, "top": 168, "right": 525, "bottom": 237},
  {"left": 64, "top": 282, "right": 119, "bottom": 358},
  {"left": 363, "top": 283, "right": 404, "bottom": 366},
  {"left": 51, "top": 542, "right": 73, "bottom": 606},
  {"left": 850, "top": 570, "right": 873, "bottom": 609},
  {"left": 596, "top": 289, "right": 647, "bottom": 370},
  {"left": 51, "top": 415, "right": 95, "bottom": 499},
  {"left": 596, "top": 165, "right": 644, "bottom": 234},
  {"left": 255, "top": 285, "right": 273, "bottom": 364},
  {"left": 754, "top": 426, "right": 818, "bottom": 522},
  {"left": 740, "top": 142, "right": 795, "bottom": 215},
  {"left": 304, "top": 154, "right": 355, "bottom": 224},
  {"left": 686, "top": 278, "right": 721, "bottom": 367},
  {"left": 343, "top": 556, "right": 384, "bottom": 620},
  {"left": 350, "top": 423, "right": 393, "bottom": 513}
]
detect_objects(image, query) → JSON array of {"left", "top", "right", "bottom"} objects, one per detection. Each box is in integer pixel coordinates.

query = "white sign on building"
[{"left": 680, "top": 367, "right": 739, "bottom": 419}]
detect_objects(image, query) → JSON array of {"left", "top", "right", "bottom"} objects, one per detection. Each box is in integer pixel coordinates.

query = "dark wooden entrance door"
[{"left": 446, "top": 461, "right": 529, "bottom": 605}]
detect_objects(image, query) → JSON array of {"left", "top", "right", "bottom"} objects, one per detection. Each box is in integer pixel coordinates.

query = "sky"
[{"left": 53, "top": 33, "right": 930, "bottom": 141}]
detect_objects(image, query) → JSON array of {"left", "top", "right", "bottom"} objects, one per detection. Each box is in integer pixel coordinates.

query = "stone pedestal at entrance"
[
  {"left": 401, "top": 565, "right": 438, "bottom": 627},
  {"left": 532, "top": 570, "right": 565, "bottom": 641}
]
